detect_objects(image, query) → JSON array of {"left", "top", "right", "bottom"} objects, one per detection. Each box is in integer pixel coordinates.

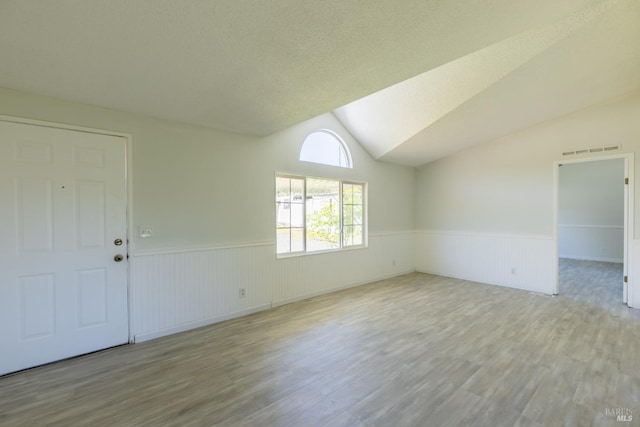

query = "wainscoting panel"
[
  {"left": 415, "top": 230, "right": 555, "bottom": 295},
  {"left": 131, "top": 243, "right": 275, "bottom": 342},
  {"left": 272, "top": 232, "right": 414, "bottom": 306},
  {"left": 558, "top": 224, "right": 624, "bottom": 263},
  {"left": 131, "top": 231, "right": 414, "bottom": 341}
]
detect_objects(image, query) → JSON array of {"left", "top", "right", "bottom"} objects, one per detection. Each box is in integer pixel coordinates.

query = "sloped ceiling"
[
  {"left": 337, "top": 0, "right": 640, "bottom": 166},
  {"left": 0, "top": 0, "right": 638, "bottom": 166}
]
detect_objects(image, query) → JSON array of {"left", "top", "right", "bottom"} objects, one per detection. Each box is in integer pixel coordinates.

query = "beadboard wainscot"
[
  {"left": 415, "top": 230, "right": 555, "bottom": 295},
  {"left": 130, "top": 230, "right": 414, "bottom": 342}
]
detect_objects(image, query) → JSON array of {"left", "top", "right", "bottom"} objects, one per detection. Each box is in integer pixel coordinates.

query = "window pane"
[
  {"left": 343, "top": 225, "right": 353, "bottom": 247},
  {"left": 291, "top": 178, "right": 304, "bottom": 203},
  {"left": 343, "top": 184, "right": 353, "bottom": 204},
  {"left": 276, "top": 228, "right": 290, "bottom": 254},
  {"left": 353, "top": 205, "right": 363, "bottom": 225},
  {"left": 352, "top": 226, "right": 363, "bottom": 246},
  {"left": 343, "top": 204, "right": 353, "bottom": 226},
  {"left": 343, "top": 183, "right": 364, "bottom": 247},
  {"left": 306, "top": 178, "right": 340, "bottom": 251},
  {"left": 277, "top": 177, "right": 306, "bottom": 253},
  {"left": 276, "top": 202, "right": 291, "bottom": 227},
  {"left": 291, "top": 203, "right": 304, "bottom": 228},
  {"left": 291, "top": 228, "right": 304, "bottom": 252},
  {"left": 353, "top": 184, "right": 363, "bottom": 204},
  {"left": 276, "top": 176, "right": 291, "bottom": 202},
  {"left": 299, "top": 131, "right": 352, "bottom": 168},
  {"left": 342, "top": 226, "right": 363, "bottom": 246}
]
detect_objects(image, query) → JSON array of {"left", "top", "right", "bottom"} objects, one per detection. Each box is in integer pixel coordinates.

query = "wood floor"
[{"left": 2, "top": 263, "right": 640, "bottom": 426}]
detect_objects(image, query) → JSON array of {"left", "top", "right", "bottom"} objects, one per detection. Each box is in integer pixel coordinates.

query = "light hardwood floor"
[{"left": 2, "top": 267, "right": 640, "bottom": 426}]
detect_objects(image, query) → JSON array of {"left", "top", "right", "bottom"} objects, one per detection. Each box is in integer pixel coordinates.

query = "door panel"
[
  {"left": 0, "top": 121, "right": 128, "bottom": 376},
  {"left": 19, "top": 273, "right": 56, "bottom": 340},
  {"left": 17, "top": 177, "right": 54, "bottom": 253},
  {"left": 77, "top": 268, "right": 108, "bottom": 328},
  {"left": 75, "top": 180, "right": 106, "bottom": 248}
]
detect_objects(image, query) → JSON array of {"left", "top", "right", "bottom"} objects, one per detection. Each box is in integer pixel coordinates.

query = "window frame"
[
  {"left": 341, "top": 181, "right": 365, "bottom": 248},
  {"left": 275, "top": 175, "right": 306, "bottom": 254},
  {"left": 275, "top": 173, "right": 367, "bottom": 258}
]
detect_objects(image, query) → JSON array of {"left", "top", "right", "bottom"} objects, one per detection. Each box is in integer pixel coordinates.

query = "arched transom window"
[{"left": 300, "top": 130, "right": 352, "bottom": 168}]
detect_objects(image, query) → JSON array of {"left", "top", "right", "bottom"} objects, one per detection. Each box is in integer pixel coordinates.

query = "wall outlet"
[
  {"left": 239, "top": 288, "right": 246, "bottom": 298},
  {"left": 511, "top": 267, "right": 517, "bottom": 275},
  {"left": 392, "top": 259, "right": 396, "bottom": 267}
]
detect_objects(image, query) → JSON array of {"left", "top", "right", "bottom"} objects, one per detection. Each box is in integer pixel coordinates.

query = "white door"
[{"left": 0, "top": 120, "right": 128, "bottom": 376}]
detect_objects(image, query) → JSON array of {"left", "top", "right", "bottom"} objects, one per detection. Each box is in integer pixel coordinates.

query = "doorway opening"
[{"left": 554, "top": 154, "right": 633, "bottom": 308}]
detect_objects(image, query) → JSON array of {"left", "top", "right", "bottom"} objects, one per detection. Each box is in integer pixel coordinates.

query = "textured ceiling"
[{"left": 0, "top": 0, "right": 638, "bottom": 166}]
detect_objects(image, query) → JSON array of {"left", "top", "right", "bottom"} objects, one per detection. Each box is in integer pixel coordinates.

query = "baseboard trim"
[
  {"left": 559, "top": 255, "right": 623, "bottom": 263},
  {"left": 272, "top": 269, "right": 416, "bottom": 308},
  {"left": 415, "top": 269, "right": 554, "bottom": 296},
  {"left": 133, "top": 304, "right": 272, "bottom": 343}
]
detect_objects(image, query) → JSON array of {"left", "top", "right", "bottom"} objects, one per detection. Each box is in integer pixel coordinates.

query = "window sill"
[{"left": 276, "top": 243, "right": 368, "bottom": 259}]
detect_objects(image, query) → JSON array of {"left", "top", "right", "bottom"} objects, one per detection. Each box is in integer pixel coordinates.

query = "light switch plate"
[{"left": 139, "top": 225, "right": 153, "bottom": 238}]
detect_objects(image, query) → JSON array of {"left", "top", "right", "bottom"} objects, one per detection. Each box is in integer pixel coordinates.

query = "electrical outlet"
[
  {"left": 239, "top": 288, "right": 246, "bottom": 298},
  {"left": 511, "top": 267, "right": 517, "bottom": 275},
  {"left": 392, "top": 259, "right": 396, "bottom": 267}
]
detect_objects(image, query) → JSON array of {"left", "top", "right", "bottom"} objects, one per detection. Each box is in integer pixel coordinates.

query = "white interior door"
[{"left": 0, "top": 121, "right": 128, "bottom": 376}]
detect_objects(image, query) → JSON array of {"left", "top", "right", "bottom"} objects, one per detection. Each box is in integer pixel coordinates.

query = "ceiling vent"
[{"left": 562, "top": 145, "right": 621, "bottom": 157}]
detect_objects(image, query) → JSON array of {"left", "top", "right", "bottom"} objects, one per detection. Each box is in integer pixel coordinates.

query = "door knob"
[
  {"left": 114, "top": 254, "right": 124, "bottom": 262},
  {"left": 114, "top": 238, "right": 123, "bottom": 246}
]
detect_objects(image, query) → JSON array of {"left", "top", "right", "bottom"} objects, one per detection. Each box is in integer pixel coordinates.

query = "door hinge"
[
  {"left": 625, "top": 177, "right": 629, "bottom": 185},
  {"left": 624, "top": 275, "right": 628, "bottom": 283}
]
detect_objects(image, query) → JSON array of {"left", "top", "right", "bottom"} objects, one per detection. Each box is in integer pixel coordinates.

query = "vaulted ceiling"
[{"left": 1, "top": 0, "right": 638, "bottom": 166}]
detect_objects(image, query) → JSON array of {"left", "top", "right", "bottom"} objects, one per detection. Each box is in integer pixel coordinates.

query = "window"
[
  {"left": 300, "top": 130, "right": 352, "bottom": 168},
  {"left": 342, "top": 183, "right": 364, "bottom": 247},
  {"left": 275, "top": 176, "right": 305, "bottom": 253},
  {"left": 276, "top": 174, "right": 366, "bottom": 255}
]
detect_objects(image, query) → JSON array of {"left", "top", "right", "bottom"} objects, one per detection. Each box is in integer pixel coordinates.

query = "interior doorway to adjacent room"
[{"left": 555, "top": 155, "right": 631, "bottom": 308}]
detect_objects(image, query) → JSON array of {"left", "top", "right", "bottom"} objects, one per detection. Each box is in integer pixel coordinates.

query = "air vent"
[{"left": 562, "top": 145, "right": 620, "bottom": 156}]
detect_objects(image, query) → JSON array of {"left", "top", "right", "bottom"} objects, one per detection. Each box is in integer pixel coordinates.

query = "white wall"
[
  {"left": 415, "top": 91, "right": 640, "bottom": 299},
  {"left": 4, "top": 85, "right": 640, "bottom": 337},
  {"left": 558, "top": 159, "right": 624, "bottom": 262},
  {"left": 0, "top": 87, "right": 416, "bottom": 341}
]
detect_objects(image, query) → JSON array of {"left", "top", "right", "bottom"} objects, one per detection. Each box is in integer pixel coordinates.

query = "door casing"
[{"left": 552, "top": 152, "right": 634, "bottom": 306}]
